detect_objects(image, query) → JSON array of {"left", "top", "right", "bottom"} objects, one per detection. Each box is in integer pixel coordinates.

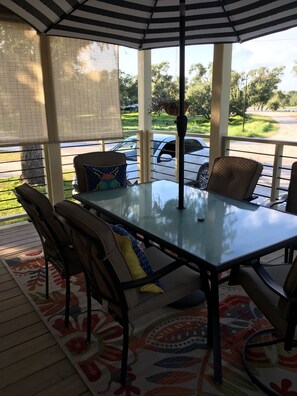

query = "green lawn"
[{"left": 122, "top": 112, "right": 278, "bottom": 137}]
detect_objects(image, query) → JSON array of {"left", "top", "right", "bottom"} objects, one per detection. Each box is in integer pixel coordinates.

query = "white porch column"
[
  {"left": 138, "top": 50, "right": 152, "bottom": 183},
  {"left": 40, "top": 36, "right": 64, "bottom": 203},
  {"left": 209, "top": 44, "right": 232, "bottom": 170}
]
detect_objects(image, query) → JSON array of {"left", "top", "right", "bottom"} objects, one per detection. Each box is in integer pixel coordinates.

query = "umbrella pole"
[{"left": 177, "top": 0, "right": 187, "bottom": 209}]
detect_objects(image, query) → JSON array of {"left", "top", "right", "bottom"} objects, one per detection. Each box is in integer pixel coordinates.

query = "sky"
[{"left": 119, "top": 26, "right": 297, "bottom": 92}]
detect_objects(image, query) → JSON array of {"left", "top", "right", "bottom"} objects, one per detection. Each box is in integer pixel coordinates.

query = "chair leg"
[
  {"left": 242, "top": 328, "right": 293, "bottom": 395},
  {"left": 45, "top": 257, "right": 49, "bottom": 299},
  {"left": 85, "top": 277, "right": 92, "bottom": 343},
  {"left": 120, "top": 321, "right": 129, "bottom": 385},
  {"left": 64, "top": 275, "right": 70, "bottom": 327}
]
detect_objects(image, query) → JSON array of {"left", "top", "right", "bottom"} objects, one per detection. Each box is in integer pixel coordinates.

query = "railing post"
[
  {"left": 221, "top": 136, "right": 230, "bottom": 157},
  {"left": 138, "top": 131, "right": 147, "bottom": 182},
  {"left": 271, "top": 144, "right": 284, "bottom": 201},
  {"left": 43, "top": 142, "right": 64, "bottom": 204},
  {"left": 209, "top": 44, "right": 232, "bottom": 169},
  {"left": 138, "top": 50, "right": 151, "bottom": 183}
]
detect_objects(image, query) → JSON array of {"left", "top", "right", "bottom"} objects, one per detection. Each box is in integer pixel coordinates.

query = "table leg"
[{"left": 210, "top": 271, "right": 222, "bottom": 384}]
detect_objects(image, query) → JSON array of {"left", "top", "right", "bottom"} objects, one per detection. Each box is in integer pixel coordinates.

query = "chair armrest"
[
  {"left": 245, "top": 194, "right": 258, "bottom": 202},
  {"left": 120, "top": 257, "right": 190, "bottom": 290},
  {"left": 263, "top": 194, "right": 288, "bottom": 208},
  {"left": 251, "top": 261, "right": 297, "bottom": 302}
]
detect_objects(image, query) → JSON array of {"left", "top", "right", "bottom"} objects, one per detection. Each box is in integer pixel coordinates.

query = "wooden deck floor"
[
  {"left": 0, "top": 222, "right": 91, "bottom": 396},
  {"left": 0, "top": 220, "right": 286, "bottom": 396}
]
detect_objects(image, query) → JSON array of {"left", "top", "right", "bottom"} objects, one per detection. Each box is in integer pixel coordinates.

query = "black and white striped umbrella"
[
  {"left": 2, "top": 0, "right": 297, "bottom": 49},
  {"left": 3, "top": 0, "right": 297, "bottom": 208}
]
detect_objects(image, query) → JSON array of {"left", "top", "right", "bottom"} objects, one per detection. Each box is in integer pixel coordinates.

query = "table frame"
[{"left": 74, "top": 181, "right": 297, "bottom": 384}]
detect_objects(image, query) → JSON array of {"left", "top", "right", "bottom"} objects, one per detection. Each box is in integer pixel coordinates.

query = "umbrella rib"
[
  {"left": 44, "top": 0, "right": 89, "bottom": 34},
  {"left": 218, "top": 0, "right": 241, "bottom": 43},
  {"left": 139, "top": 0, "right": 159, "bottom": 50}
]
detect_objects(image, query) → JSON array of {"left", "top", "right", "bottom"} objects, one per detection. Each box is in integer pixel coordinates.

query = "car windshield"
[{"left": 115, "top": 139, "right": 137, "bottom": 152}]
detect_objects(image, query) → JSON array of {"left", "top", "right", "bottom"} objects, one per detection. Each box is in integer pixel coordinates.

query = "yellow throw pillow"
[{"left": 114, "top": 234, "right": 164, "bottom": 294}]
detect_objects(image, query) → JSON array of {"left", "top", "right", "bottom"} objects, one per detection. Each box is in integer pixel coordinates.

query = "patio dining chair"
[
  {"left": 266, "top": 161, "right": 297, "bottom": 262},
  {"left": 73, "top": 151, "right": 128, "bottom": 193},
  {"left": 231, "top": 259, "right": 297, "bottom": 394},
  {"left": 14, "top": 183, "right": 84, "bottom": 326},
  {"left": 73, "top": 150, "right": 131, "bottom": 224},
  {"left": 54, "top": 200, "right": 207, "bottom": 385},
  {"left": 206, "top": 156, "right": 263, "bottom": 201}
]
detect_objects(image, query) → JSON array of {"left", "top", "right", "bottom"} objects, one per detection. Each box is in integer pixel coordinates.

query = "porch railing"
[{"left": 1, "top": 132, "right": 297, "bottom": 225}]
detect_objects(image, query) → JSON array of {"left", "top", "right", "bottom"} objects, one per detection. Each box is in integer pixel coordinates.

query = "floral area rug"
[{"left": 2, "top": 250, "right": 297, "bottom": 396}]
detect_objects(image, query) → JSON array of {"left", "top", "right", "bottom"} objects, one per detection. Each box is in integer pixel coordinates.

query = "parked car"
[
  {"left": 110, "top": 134, "right": 209, "bottom": 188},
  {"left": 121, "top": 103, "right": 138, "bottom": 111}
]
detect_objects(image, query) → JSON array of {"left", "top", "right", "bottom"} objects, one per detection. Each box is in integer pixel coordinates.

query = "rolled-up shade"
[{"left": 0, "top": 19, "right": 122, "bottom": 146}]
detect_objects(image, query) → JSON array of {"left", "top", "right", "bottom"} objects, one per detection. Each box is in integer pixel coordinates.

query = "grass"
[
  {"left": 228, "top": 114, "right": 278, "bottom": 137},
  {"left": 121, "top": 112, "right": 279, "bottom": 137}
]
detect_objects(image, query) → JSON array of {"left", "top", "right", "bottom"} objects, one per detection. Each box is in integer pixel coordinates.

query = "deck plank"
[
  {"left": 1, "top": 359, "right": 78, "bottom": 396},
  {"left": 0, "top": 322, "right": 48, "bottom": 353},
  {"left": 0, "top": 285, "right": 23, "bottom": 302},
  {"left": 33, "top": 374, "right": 89, "bottom": 396},
  {"left": 0, "top": 344, "right": 67, "bottom": 389},
  {"left": 0, "top": 293, "right": 28, "bottom": 312},
  {"left": 0, "top": 301, "right": 35, "bottom": 324},
  {"left": 0, "top": 333, "right": 57, "bottom": 370},
  {"left": 0, "top": 222, "right": 91, "bottom": 395}
]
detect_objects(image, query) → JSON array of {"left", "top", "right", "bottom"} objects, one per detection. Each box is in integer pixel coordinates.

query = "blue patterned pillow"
[
  {"left": 84, "top": 164, "right": 127, "bottom": 192},
  {"left": 109, "top": 224, "right": 161, "bottom": 287}
]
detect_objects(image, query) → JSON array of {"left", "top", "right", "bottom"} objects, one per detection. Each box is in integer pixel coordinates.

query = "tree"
[
  {"left": 247, "top": 66, "right": 285, "bottom": 110},
  {"left": 119, "top": 71, "right": 138, "bottom": 107},
  {"left": 229, "top": 71, "right": 246, "bottom": 117},
  {"left": 21, "top": 144, "right": 45, "bottom": 185},
  {"left": 150, "top": 62, "right": 179, "bottom": 113},
  {"left": 186, "top": 63, "right": 212, "bottom": 119},
  {"left": 286, "top": 91, "right": 297, "bottom": 107},
  {"left": 267, "top": 90, "right": 289, "bottom": 111}
]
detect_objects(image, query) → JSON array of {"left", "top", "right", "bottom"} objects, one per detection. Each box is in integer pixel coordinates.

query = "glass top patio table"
[
  {"left": 74, "top": 180, "right": 297, "bottom": 272},
  {"left": 74, "top": 179, "right": 297, "bottom": 384}
]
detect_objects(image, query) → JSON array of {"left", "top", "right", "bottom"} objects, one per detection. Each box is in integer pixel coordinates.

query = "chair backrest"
[
  {"left": 73, "top": 151, "right": 127, "bottom": 193},
  {"left": 285, "top": 161, "right": 297, "bottom": 214},
  {"left": 206, "top": 156, "right": 263, "bottom": 201},
  {"left": 54, "top": 200, "right": 139, "bottom": 315},
  {"left": 15, "top": 183, "right": 83, "bottom": 278},
  {"left": 14, "top": 183, "right": 68, "bottom": 246}
]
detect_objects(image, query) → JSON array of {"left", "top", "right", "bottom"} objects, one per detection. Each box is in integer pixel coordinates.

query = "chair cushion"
[
  {"left": 114, "top": 234, "right": 164, "bottom": 294},
  {"left": 109, "top": 224, "right": 161, "bottom": 285},
  {"left": 127, "top": 246, "right": 203, "bottom": 321},
  {"left": 237, "top": 264, "right": 292, "bottom": 335},
  {"left": 84, "top": 163, "right": 127, "bottom": 191}
]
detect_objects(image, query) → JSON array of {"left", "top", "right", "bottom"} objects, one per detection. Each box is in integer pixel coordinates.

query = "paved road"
[{"left": 250, "top": 110, "right": 297, "bottom": 141}]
